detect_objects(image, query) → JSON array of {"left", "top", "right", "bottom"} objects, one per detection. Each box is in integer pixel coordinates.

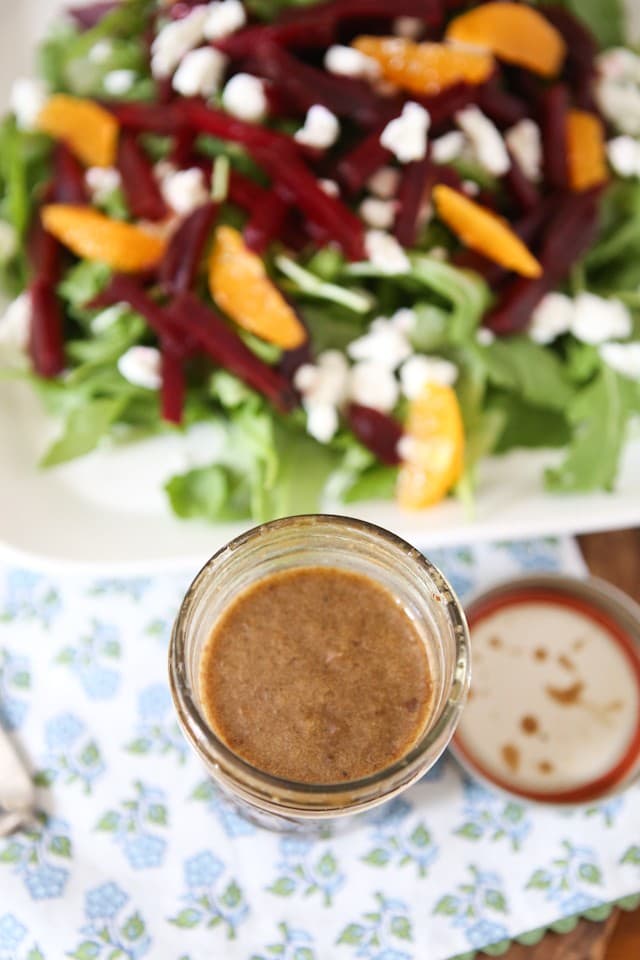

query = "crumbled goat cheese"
[
  {"left": 364, "top": 230, "right": 411, "bottom": 274},
  {"left": 431, "top": 130, "right": 466, "bottom": 164},
  {"left": 595, "top": 49, "right": 640, "bottom": 136},
  {"left": 10, "top": 77, "right": 47, "bottom": 131},
  {"left": 88, "top": 40, "right": 113, "bottom": 63},
  {"left": 161, "top": 167, "right": 209, "bottom": 215},
  {"left": 103, "top": 69, "right": 136, "bottom": 96},
  {"left": 151, "top": 7, "right": 209, "bottom": 79},
  {"left": 399, "top": 354, "right": 458, "bottom": 399},
  {"left": 505, "top": 119, "right": 542, "bottom": 181},
  {"left": 324, "top": 45, "right": 381, "bottom": 80},
  {"left": 380, "top": 101, "right": 430, "bottom": 163},
  {"left": 172, "top": 46, "right": 227, "bottom": 97},
  {"left": 599, "top": 341, "right": 640, "bottom": 380},
  {"left": 294, "top": 105, "right": 340, "bottom": 149},
  {"left": 347, "top": 316, "right": 412, "bottom": 370},
  {"left": 222, "top": 73, "right": 268, "bottom": 122},
  {"left": 348, "top": 360, "right": 399, "bottom": 413},
  {"left": 319, "top": 179, "right": 340, "bottom": 197},
  {"left": 359, "top": 197, "right": 396, "bottom": 230},
  {"left": 0, "top": 291, "right": 31, "bottom": 352},
  {"left": 86, "top": 166, "right": 122, "bottom": 203},
  {"left": 607, "top": 135, "right": 640, "bottom": 178},
  {"left": 571, "top": 293, "right": 633, "bottom": 345},
  {"left": 294, "top": 350, "right": 350, "bottom": 443},
  {"left": 203, "top": 0, "right": 246, "bottom": 41},
  {"left": 367, "top": 166, "right": 401, "bottom": 199},
  {"left": 476, "top": 327, "right": 495, "bottom": 346},
  {"left": 117, "top": 346, "right": 162, "bottom": 390},
  {"left": 529, "top": 292, "right": 575, "bottom": 344},
  {"left": 456, "top": 106, "right": 510, "bottom": 176},
  {"left": 91, "top": 304, "right": 129, "bottom": 334}
]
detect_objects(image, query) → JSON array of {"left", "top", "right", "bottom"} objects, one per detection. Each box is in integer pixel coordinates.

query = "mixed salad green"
[{"left": 0, "top": 0, "right": 639, "bottom": 525}]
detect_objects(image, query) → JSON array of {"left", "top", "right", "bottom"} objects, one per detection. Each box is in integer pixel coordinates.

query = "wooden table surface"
[{"left": 498, "top": 528, "right": 640, "bottom": 960}]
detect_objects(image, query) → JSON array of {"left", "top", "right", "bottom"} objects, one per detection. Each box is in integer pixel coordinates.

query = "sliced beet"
[
  {"left": 67, "top": 1, "right": 118, "bottom": 30},
  {"left": 184, "top": 99, "right": 297, "bottom": 154},
  {"left": 118, "top": 133, "right": 168, "bottom": 222},
  {"left": 543, "top": 6, "right": 598, "bottom": 111},
  {"left": 476, "top": 75, "right": 529, "bottom": 129},
  {"left": 160, "top": 344, "right": 186, "bottom": 425},
  {"left": 29, "top": 279, "right": 65, "bottom": 378},
  {"left": 90, "top": 274, "right": 189, "bottom": 357},
  {"left": 395, "top": 154, "right": 435, "bottom": 248},
  {"left": 107, "top": 101, "right": 185, "bottom": 136},
  {"left": 244, "top": 192, "right": 288, "bottom": 253},
  {"left": 347, "top": 404, "right": 402, "bottom": 465},
  {"left": 53, "top": 143, "right": 88, "bottom": 205},
  {"left": 336, "top": 126, "right": 392, "bottom": 194},
  {"left": 503, "top": 151, "right": 540, "bottom": 214},
  {"left": 158, "top": 202, "right": 218, "bottom": 294},
  {"left": 539, "top": 83, "right": 570, "bottom": 190}
]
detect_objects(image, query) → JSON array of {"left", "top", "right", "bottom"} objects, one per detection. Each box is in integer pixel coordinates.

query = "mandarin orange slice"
[
  {"left": 566, "top": 110, "right": 608, "bottom": 192},
  {"left": 352, "top": 36, "right": 494, "bottom": 96},
  {"left": 37, "top": 95, "right": 119, "bottom": 168},
  {"left": 41, "top": 204, "right": 166, "bottom": 271},
  {"left": 446, "top": 2, "right": 566, "bottom": 78},
  {"left": 209, "top": 226, "right": 306, "bottom": 350},
  {"left": 433, "top": 185, "right": 542, "bottom": 278},
  {"left": 397, "top": 382, "right": 465, "bottom": 509}
]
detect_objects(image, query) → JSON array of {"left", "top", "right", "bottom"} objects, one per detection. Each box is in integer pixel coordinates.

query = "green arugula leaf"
[
  {"left": 40, "top": 395, "right": 129, "bottom": 467},
  {"left": 165, "top": 464, "right": 249, "bottom": 522},
  {"left": 342, "top": 464, "right": 398, "bottom": 503},
  {"left": 475, "top": 337, "right": 575, "bottom": 412},
  {"left": 556, "top": 0, "right": 625, "bottom": 48},
  {"left": 491, "top": 393, "right": 571, "bottom": 452}
]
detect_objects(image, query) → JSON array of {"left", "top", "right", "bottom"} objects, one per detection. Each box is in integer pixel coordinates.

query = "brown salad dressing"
[{"left": 199, "top": 566, "right": 433, "bottom": 784}]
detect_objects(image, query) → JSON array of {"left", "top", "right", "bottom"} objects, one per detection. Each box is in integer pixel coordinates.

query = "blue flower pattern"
[
  {"left": 0, "top": 538, "right": 638, "bottom": 959},
  {"left": 55, "top": 620, "right": 121, "bottom": 699},
  {"left": 39, "top": 713, "right": 105, "bottom": 793},
  {"left": 96, "top": 781, "right": 168, "bottom": 869},
  {"left": 0, "top": 648, "right": 31, "bottom": 730},
  {"left": 0, "top": 816, "right": 71, "bottom": 900}
]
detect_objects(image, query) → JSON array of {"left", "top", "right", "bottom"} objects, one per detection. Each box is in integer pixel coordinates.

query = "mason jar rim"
[{"left": 168, "top": 514, "right": 470, "bottom": 818}]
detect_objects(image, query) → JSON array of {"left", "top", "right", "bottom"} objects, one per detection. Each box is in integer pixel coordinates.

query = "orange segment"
[
  {"left": 567, "top": 110, "right": 608, "bottom": 192},
  {"left": 209, "top": 226, "right": 306, "bottom": 350},
  {"left": 352, "top": 36, "right": 494, "bottom": 96},
  {"left": 397, "top": 382, "right": 465, "bottom": 509},
  {"left": 433, "top": 185, "right": 542, "bottom": 278},
  {"left": 41, "top": 204, "right": 166, "bottom": 271},
  {"left": 446, "top": 2, "right": 566, "bottom": 78},
  {"left": 37, "top": 94, "right": 119, "bottom": 168}
]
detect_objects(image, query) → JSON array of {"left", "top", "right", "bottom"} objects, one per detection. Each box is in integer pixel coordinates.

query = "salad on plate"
[{"left": 0, "top": 0, "right": 639, "bottom": 525}]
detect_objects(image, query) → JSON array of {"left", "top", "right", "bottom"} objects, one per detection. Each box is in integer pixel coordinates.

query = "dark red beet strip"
[
  {"left": 336, "top": 127, "right": 392, "bottom": 194},
  {"left": 476, "top": 75, "right": 529, "bottom": 129},
  {"left": 244, "top": 192, "right": 288, "bottom": 253},
  {"left": 67, "top": 1, "right": 118, "bottom": 29},
  {"left": 543, "top": 6, "right": 598, "bottom": 112},
  {"left": 228, "top": 170, "right": 269, "bottom": 211},
  {"left": 157, "top": 202, "right": 218, "bottom": 294},
  {"left": 28, "top": 183, "right": 62, "bottom": 286},
  {"left": 419, "top": 84, "right": 482, "bottom": 132},
  {"left": 160, "top": 344, "right": 186, "bottom": 425},
  {"left": 540, "top": 83, "right": 570, "bottom": 190},
  {"left": 485, "top": 192, "right": 600, "bottom": 334},
  {"left": 503, "top": 151, "right": 539, "bottom": 214},
  {"left": 395, "top": 154, "right": 435, "bottom": 248},
  {"left": 29, "top": 279, "right": 65, "bottom": 378},
  {"left": 256, "top": 147, "right": 366, "bottom": 260},
  {"left": 170, "top": 128, "right": 197, "bottom": 167},
  {"left": 117, "top": 133, "right": 168, "bottom": 222},
  {"left": 347, "top": 404, "right": 402, "bottom": 466},
  {"left": 53, "top": 144, "right": 88, "bottom": 205},
  {"left": 107, "top": 101, "right": 185, "bottom": 136},
  {"left": 168, "top": 292, "right": 298, "bottom": 413},
  {"left": 90, "top": 274, "right": 190, "bottom": 357},
  {"left": 184, "top": 99, "right": 297, "bottom": 155}
]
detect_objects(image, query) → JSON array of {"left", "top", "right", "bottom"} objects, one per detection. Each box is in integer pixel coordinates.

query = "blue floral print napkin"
[{"left": 0, "top": 538, "right": 639, "bottom": 960}]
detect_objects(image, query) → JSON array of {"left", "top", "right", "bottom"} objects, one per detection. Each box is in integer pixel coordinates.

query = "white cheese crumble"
[
  {"left": 399, "top": 354, "right": 458, "bottom": 399},
  {"left": 294, "top": 105, "right": 340, "bottom": 149},
  {"left": 324, "top": 45, "right": 381, "bottom": 81},
  {"left": 319, "top": 178, "right": 340, "bottom": 197},
  {"left": 456, "top": 106, "right": 510, "bottom": 176},
  {"left": 118, "top": 346, "right": 162, "bottom": 390},
  {"left": 161, "top": 167, "right": 209, "bottom": 215},
  {"left": 476, "top": 327, "right": 495, "bottom": 346},
  {"left": 86, "top": 166, "right": 122, "bottom": 204},
  {"left": 529, "top": 292, "right": 575, "bottom": 344},
  {"left": 380, "top": 101, "right": 430, "bottom": 163},
  {"left": 0, "top": 291, "right": 31, "bottom": 352},
  {"left": 462, "top": 179, "right": 480, "bottom": 196},
  {"left": 221, "top": 73, "right": 268, "bottom": 122},
  {"left": 359, "top": 197, "right": 396, "bottom": 230},
  {"left": 367, "top": 166, "right": 401, "bottom": 199},
  {"left": 364, "top": 229, "right": 411, "bottom": 274},
  {"left": 599, "top": 341, "right": 640, "bottom": 380},
  {"left": 172, "top": 46, "right": 228, "bottom": 97},
  {"left": 103, "top": 69, "right": 136, "bottom": 96},
  {"left": 595, "top": 48, "right": 640, "bottom": 136},
  {"left": 347, "top": 316, "right": 413, "bottom": 370},
  {"left": 431, "top": 130, "right": 466, "bottom": 164},
  {"left": 151, "top": 6, "right": 209, "bottom": 79},
  {"left": 10, "top": 77, "right": 47, "bottom": 131},
  {"left": 607, "top": 135, "right": 640, "bottom": 178},
  {"left": 505, "top": 118, "right": 542, "bottom": 181},
  {"left": 393, "top": 16, "right": 424, "bottom": 39},
  {"left": 571, "top": 293, "right": 633, "bottom": 344},
  {"left": 0, "top": 220, "right": 17, "bottom": 263},
  {"left": 203, "top": 0, "right": 246, "bottom": 41},
  {"left": 88, "top": 40, "right": 113, "bottom": 63},
  {"left": 294, "top": 350, "right": 349, "bottom": 443},
  {"left": 91, "top": 303, "right": 129, "bottom": 334},
  {"left": 348, "top": 360, "right": 399, "bottom": 413}
]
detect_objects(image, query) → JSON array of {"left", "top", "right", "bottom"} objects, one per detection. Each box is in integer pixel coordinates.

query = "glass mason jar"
[{"left": 169, "top": 515, "right": 470, "bottom": 830}]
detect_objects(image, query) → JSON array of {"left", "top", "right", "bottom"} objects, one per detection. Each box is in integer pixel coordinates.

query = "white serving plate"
[{"left": 0, "top": 1, "right": 639, "bottom": 573}]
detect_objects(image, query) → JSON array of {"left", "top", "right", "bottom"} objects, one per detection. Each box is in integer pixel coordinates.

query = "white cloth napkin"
[{"left": 0, "top": 537, "right": 638, "bottom": 960}]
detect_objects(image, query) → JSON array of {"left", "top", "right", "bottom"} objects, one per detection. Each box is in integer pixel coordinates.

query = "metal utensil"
[{"left": 0, "top": 720, "right": 35, "bottom": 835}]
